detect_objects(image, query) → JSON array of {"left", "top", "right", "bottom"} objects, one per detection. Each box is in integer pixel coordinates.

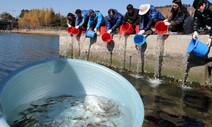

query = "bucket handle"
[{"left": 193, "top": 38, "right": 198, "bottom": 48}]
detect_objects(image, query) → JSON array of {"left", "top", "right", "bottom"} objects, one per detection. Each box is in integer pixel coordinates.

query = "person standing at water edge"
[
  {"left": 164, "top": 0, "right": 193, "bottom": 34},
  {"left": 87, "top": 9, "right": 105, "bottom": 34},
  {"left": 67, "top": 13, "right": 76, "bottom": 27},
  {"left": 138, "top": 4, "right": 165, "bottom": 35},
  {"left": 106, "top": 9, "right": 123, "bottom": 34},
  {"left": 192, "top": 0, "right": 212, "bottom": 47},
  {"left": 122, "top": 4, "right": 139, "bottom": 34},
  {"left": 75, "top": 9, "right": 90, "bottom": 30}
]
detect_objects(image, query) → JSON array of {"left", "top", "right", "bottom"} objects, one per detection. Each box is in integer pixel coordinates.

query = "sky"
[{"left": 0, "top": 0, "right": 196, "bottom": 17}]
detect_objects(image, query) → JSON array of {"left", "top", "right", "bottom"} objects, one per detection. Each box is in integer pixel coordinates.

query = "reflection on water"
[{"left": 0, "top": 33, "right": 212, "bottom": 126}]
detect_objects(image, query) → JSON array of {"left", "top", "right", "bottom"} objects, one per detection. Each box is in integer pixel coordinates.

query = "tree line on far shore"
[{"left": 0, "top": 8, "right": 67, "bottom": 30}]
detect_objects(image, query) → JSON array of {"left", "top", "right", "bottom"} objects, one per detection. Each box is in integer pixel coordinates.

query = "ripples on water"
[{"left": 0, "top": 33, "right": 59, "bottom": 80}]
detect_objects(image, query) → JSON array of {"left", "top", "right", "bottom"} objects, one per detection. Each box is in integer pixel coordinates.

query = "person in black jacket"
[
  {"left": 66, "top": 13, "right": 76, "bottom": 28},
  {"left": 122, "top": 4, "right": 139, "bottom": 34},
  {"left": 192, "top": 0, "right": 212, "bottom": 47},
  {"left": 164, "top": 0, "right": 193, "bottom": 34}
]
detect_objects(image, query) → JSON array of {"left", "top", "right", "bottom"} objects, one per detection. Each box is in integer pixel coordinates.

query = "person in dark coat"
[
  {"left": 106, "top": 9, "right": 123, "bottom": 34},
  {"left": 75, "top": 9, "right": 90, "bottom": 29},
  {"left": 66, "top": 13, "right": 76, "bottom": 27},
  {"left": 138, "top": 4, "right": 165, "bottom": 35},
  {"left": 192, "top": 0, "right": 212, "bottom": 47},
  {"left": 122, "top": 4, "right": 139, "bottom": 34},
  {"left": 164, "top": 0, "right": 193, "bottom": 34}
]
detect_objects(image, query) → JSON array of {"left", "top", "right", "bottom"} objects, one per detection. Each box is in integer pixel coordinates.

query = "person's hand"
[
  {"left": 138, "top": 30, "right": 145, "bottom": 35},
  {"left": 207, "top": 37, "right": 212, "bottom": 47},
  {"left": 67, "top": 24, "right": 71, "bottom": 28},
  {"left": 107, "top": 29, "right": 112, "bottom": 34},
  {"left": 164, "top": 21, "right": 171, "bottom": 26},
  {"left": 94, "top": 28, "right": 97, "bottom": 32},
  {"left": 192, "top": 31, "right": 198, "bottom": 39},
  {"left": 163, "top": 19, "right": 168, "bottom": 22},
  {"left": 75, "top": 26, "right": 79, "bottom": 29}
]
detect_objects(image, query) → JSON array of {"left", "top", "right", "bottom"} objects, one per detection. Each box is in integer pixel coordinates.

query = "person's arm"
[
  {"left": 106, "top": 16, "right": 111, "bottom": 31},
  {"left": 122, "top": 13, "right": 128, "bottom": 24},
  {"left": 95, "top": 13, "right": 103, "bottom": 29},
  {"left": 67, "top": 19, "right": 71, "bottom": 27},
  {"left": 87, "top": 17, "right": 91, "bottom": 29},
  {"left": 170, "top": 13, "right": 186, "bottom": 25},
  {"left": 78, "top": 15, "right": 85, "bottom": 27},
  {"left": 193, "top": 11, "right": 200, "bottom": 32},
  {"left": 143, "top": 9, "right": 156, "bottom": 31},
  {"left": 111, "top": 13, "right": 123, "bottom": 30}
]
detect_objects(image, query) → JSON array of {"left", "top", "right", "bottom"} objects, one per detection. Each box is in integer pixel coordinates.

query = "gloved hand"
[
  {"left": 138, "top": 30, "right": 145, "bottom": 35},
  {"left": 107, "top": 29, "right": 112, "bottom": 34},
  {"left": 192, "top": 31, "right": 198, "bottom": 39},
  {"left": 94, "top": 28, "right": 97, "bottom": 32},
  {"left": 207, "top": 38, "right": 212, "bottom": 47},
  {"left": 75, "top": 26, "right": 79, "bottom": 29},
  {"left": 67, "top": 24, "right": 71, "bottom": 28},
  {"left": 164, "top": 21, "right": 171, "bottom": 26},
  {"left": 163, "top": 19, "right": 168, "bottom": 22}
]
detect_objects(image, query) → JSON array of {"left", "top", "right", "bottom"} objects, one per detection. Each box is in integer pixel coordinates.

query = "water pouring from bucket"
[
  {"left": 186, "top": 38, "right": 209, "bottom": 57},
  {"left": 155, "top": 21, "right": 168, "bottom": 35},
  {"left": 101, "top": 33, "right": 112, "bottom": 43}
]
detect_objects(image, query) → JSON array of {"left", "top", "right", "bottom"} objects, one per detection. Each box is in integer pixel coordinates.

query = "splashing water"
[
  {"left": 153, "top": 35, "right": 165, "bottom": 79},
  {"left": 182, "top": 53, "right": 190, "bottom": 86},
  {"left": 10, "top": 95, "right": 131, "bottom": 127},
  {"left": 119, "top": 33, "right": 127, "bottom": 72},
  {"left": 147, "top": 78, "right": 162, "bottom": 88},
  {"left": 130, "top": 46, "right": 144, "bottom": 79}
]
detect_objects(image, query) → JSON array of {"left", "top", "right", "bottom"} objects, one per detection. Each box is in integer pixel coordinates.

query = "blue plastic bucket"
[
  {"left": 0, "top": 58, "right": 144, "bottom": 127},
  {"left": 134, "top": 34, "right": 146, "bottom": 46},
  {"left": 85, "top": 30, "right": 96, "bottom": 38},
  {"left": 187, "top": 38, "right": 209, "bottom": 57}
]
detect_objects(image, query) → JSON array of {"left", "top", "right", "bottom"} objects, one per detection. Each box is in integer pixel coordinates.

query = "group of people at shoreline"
[{"left": 66, "top": 0, "right": 211, "bottom": 45}]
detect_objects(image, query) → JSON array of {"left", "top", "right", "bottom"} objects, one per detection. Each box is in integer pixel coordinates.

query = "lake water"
[{"left": 0, "top": 33, "right": 211, "bottom": 127}]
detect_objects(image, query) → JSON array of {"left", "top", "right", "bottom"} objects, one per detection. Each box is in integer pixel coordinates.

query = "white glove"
[
  {"left": 207, "top": 38, "right": 212, "bottom": 47},
  {"left": 67, "top": 24, "right": 71, "bottom": 28},
  {"left": 192, "top": 31, "right": 198, "bottom": 39},
  {"left": 94, "top": 28, "right": 97, "bottom": 32},
  {"left": 107, "top": 29, "right": 112, "bottom": 34},
  {"left": 164, "top": 21, "right": 171, "bottom": 26},
  {"left": 75, "top": 26, "right": 79, "bottom": 29},
  {"left": 163, "top": 19, "right": 168, "bottom": 22},
  {"left": 138, "top": 30, "right": 145, "bottom": 35}
]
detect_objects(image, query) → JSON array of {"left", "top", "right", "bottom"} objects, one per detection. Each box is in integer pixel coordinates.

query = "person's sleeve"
[
  {"left": 95, "top": 13, "right": 103, "bottom": 28},
  {"left": 111, "top": 14, "right": 123, "bottom": 30},
  {"left": 87, "top": 17, "right": 91, "bottom": 29},
  {"left": 78, "top": 16, "right": 85, "bottom": 27},
  {"left": 122, "top": 13, "right": 127, "bottom": 24},
  {"left": 106, "top": 16, "right": 111, "bottom": 31},
  {"left": 170, "top": 13, "right": 186, "bottom": 25},
  {"left": 193, "top": 12, "right": 200, "bottom": 32}
]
